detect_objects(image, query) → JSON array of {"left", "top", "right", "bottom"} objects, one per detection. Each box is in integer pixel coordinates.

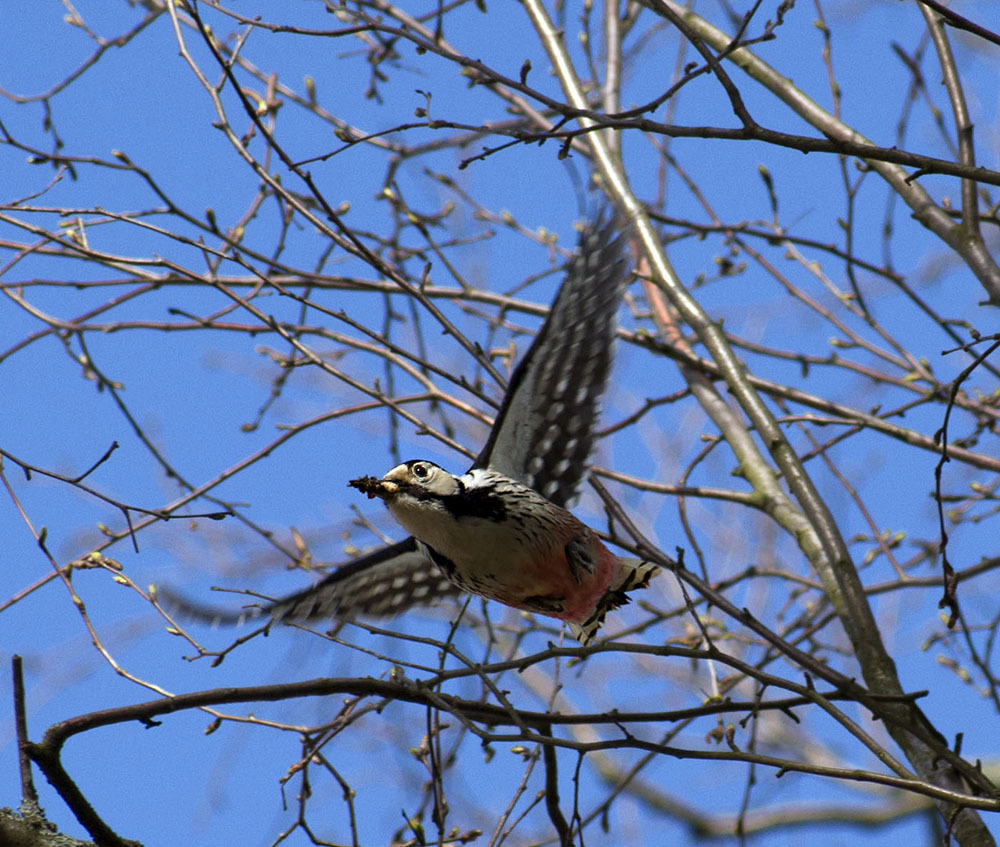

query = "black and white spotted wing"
[
  {"left": 472, "top": 213, "right": 627, "bottom": 507},
  {"left": 166, "top": 214, "right": 628, "bottom": 629},
  {"left": 267, "top": 537, "right": 459, "bottom": 624},
  {"left": 160, "top": 537, "right": 463, "bottom": 627}
]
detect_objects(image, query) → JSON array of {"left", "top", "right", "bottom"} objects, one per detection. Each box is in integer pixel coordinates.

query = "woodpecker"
[
  {"left": 168, "top": 212, "right": 658, "bottom": 644},
  {"left": 348, "top": 462, "right": 657, "bottom": 643}
]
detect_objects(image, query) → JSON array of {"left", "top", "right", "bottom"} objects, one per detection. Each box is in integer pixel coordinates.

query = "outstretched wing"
[
  {"left": 167, "top": 212, "right": 627, "bottom": 629},
  {"left": 162, "top": 538, "right": 463, "bottom": 627},
  {"left": 473, "top": 213, "right": 628, "bottom": 507},
  {"left": 268, "top": 537, "right": 459, "bottom": 622}
]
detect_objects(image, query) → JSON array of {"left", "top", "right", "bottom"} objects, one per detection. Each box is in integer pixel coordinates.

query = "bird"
[
  {"left": 348, "top": 460, "right": 657, "bottom": 644},
  {"left": 169, "top": 212, "right": 658, "bottom": 644}
]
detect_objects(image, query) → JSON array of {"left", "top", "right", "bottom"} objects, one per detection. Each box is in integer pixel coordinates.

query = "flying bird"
[{"left": 171, "top": 214, "right": 658, "bottom": 644}]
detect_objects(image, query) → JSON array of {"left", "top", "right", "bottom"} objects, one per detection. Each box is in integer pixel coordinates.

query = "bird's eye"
[{"left": 412, "top": 463, "right": 429, "bottom": 478}]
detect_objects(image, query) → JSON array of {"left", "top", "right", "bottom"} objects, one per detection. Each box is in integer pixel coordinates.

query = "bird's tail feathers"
[{"left": 568, "top": 558, "right": 660, "bottom": 645}]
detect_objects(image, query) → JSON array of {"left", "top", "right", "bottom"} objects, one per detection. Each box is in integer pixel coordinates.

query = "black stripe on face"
[
  {"left": 440, "top": 485, "right": 508, "bottom": 522},
  {"left": 402, "top": 478, "right": 463, "bottom": 502}
]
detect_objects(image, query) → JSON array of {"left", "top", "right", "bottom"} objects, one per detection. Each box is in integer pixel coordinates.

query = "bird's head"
[{"left": 349, "top": 460, "right": 463, "bottom": 502}]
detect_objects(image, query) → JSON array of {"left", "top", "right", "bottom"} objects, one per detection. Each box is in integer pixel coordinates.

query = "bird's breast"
[{"left": 386, "top": 494, "right": 615, "bottom": 615}]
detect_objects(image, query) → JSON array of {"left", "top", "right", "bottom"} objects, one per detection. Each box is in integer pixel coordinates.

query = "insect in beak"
[{"left": 348, "top": 475, "right": 398, "bottom": 500}]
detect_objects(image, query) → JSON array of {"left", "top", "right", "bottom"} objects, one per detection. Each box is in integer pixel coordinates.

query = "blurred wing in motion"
[
  {"left": 472, "top": 213, "right": 628, "bottom": 507},
  {"left": 162, "top": 537, "right": 461, "bottom": 627},
  {"left": 268, "top": 537, "right": 461, "bottom": 623}
]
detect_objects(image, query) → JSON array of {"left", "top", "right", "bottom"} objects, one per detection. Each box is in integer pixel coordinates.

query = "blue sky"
[{"left": 3, "top": 1, "right": 1000, "bottom": 845}]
